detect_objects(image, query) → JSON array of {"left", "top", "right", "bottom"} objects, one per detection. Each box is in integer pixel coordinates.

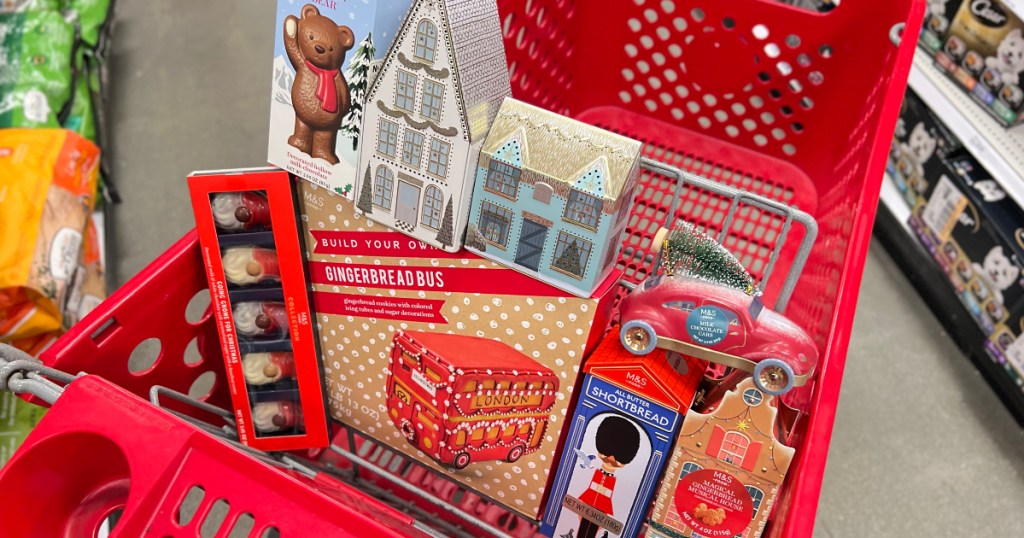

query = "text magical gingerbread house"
[
  {"left": 354, "top": 0, "right": 511, "bottom": 252},
  {"left": 649, "top": 377, "right": 796, "bottom": 538}
]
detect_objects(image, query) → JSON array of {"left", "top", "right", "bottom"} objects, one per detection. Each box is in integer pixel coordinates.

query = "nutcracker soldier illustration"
[{"left": 569, "top": 414, "right": 642, "bottom": 538}]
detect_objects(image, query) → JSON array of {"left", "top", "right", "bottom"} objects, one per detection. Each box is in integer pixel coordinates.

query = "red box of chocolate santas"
[{"left": 188, "top": 168, "right": 329, "bottom": 450}]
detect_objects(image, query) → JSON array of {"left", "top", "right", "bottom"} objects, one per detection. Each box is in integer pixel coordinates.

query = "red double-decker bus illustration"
[{"left": 385, "top": 330, "right": 559, "bottom": 469}]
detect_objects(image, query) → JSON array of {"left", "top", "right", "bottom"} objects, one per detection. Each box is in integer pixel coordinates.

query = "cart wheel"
[
  {"left": 620, "top": 320, "right": 657, "bottom": 355},
  {"left": 753, "top": 359, "right": 795, "bottom": 396},
  {"left": 506, "top": 444, "right": 526, "bottom": 463},
  {"left": 453, "top": 451, "right": 471, "bottom": 469}
]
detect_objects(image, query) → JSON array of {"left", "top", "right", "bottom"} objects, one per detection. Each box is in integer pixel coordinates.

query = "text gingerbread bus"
[{"left": 386, "top": 330, "right": 559, "bottom": 469}]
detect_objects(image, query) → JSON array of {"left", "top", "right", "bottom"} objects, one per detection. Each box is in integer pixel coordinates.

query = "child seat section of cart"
[
  {"left": 29, "top": 1, "right": 924, "bottom": 537},
  {"left": 0, "top": 374, "right": 438, "bottom": 538}
]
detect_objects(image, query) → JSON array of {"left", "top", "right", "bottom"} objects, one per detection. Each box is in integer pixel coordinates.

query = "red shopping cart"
[{"left": 4, "top": 1, "right": 924, "bottom": 537}]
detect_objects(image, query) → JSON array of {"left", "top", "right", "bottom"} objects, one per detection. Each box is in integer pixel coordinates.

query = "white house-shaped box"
[
  {"left": 464, "top": 98, "right": 643, "bottom": 298},
  {"left": 353, "top": 0, "right": 511, "bottom": 252}
]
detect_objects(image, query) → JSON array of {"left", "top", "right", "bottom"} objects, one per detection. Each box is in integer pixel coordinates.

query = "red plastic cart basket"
[{"left": 24, "top": 1, "right": 924, "bottom": 537}]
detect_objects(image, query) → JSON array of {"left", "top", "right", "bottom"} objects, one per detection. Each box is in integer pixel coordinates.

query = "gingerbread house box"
[
  {"left": 353, "top": 0, "right": 512, "bottom": 252},
  {"left": 541, "top": 329, "right": 705, "bottom": 538},
  {"left": 464, "top": 99, "right": 643, "bottom": 298},
  {"left": 648, "top": 378, "right": 796, "bottom": 538}
]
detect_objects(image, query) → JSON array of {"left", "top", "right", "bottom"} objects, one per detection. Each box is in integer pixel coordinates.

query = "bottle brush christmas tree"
[
  {"left": 659, "top": 221, "right": 754, "bottom": 293},
  {"left": 356, "top": 166, "right": 373, "bottom": 214},
  {"left": 553, "top": 239, "right": 584, "bottom": 276},
  {"left": 435, "top": 196, "right": 455, "bottom": 248}
]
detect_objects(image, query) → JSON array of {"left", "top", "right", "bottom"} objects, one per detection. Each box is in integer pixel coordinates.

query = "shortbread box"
[{"left": 299, "top": 185, "right": 620, "bottom": 518}]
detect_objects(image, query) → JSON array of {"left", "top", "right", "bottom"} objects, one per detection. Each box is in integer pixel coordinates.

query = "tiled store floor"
[{"left": 104, "top": 2, "right": 1024, "bottom": 536}]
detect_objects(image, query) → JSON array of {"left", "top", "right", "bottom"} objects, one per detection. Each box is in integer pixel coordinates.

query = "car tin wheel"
[
  {"left": 506, "top": 444, "right": 526, "bottom": 463},
  {"left": 753, "top": 358, "right": 795, "bottom": 396},
  {"left": 620, "top": 320, "right": 657, "bottom": 355},
  {"left": 452, "top": 451, "right": 471, "bottom": 469}
]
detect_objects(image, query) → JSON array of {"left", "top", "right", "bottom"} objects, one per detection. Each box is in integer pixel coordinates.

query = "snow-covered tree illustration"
[
  {"left": 357, "top": 166, "right": 373, "bottom": 214},
  {"left": 435, "top": 196, "right": 454, "bottom": 247},
  {"left": 341, "top": 33, "right": 375, "bottom": 149}
]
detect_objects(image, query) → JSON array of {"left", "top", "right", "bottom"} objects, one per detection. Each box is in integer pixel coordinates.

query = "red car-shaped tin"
[{"left": 618, "top": 274, "right": 818, "bottom": 397}]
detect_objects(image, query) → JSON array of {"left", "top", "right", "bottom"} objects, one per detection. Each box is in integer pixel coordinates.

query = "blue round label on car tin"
[{"left": 686, "top": 306, "right": 730, "bottom": 346}]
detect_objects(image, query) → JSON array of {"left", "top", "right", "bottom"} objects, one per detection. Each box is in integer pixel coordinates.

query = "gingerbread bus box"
[
  {"left": 298, "top": 188, "right": 620, "bottom": 519},
  {"left": 386, "top": 330, "right": 558, "bottom": 469}
]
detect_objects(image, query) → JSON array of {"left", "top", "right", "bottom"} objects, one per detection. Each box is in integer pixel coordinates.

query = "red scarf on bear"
[{"left": 305, "top": 60, "right": 339, "bottom": 113}]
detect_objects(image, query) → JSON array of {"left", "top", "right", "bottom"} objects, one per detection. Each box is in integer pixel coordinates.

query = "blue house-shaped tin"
[{"left": 464, "top": 98, "right": 642, "bottom": 298}]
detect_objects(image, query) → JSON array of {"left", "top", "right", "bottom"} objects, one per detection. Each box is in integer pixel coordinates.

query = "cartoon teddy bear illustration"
[
  {"left": 283, "top": 4, "right": 354, "bottom": 165},
  {"left": 972, "top": 246, "right": 1021, "bottom": 306},
  {"left": 985, "top": 29, "right": 1024, "bottom": 87}
]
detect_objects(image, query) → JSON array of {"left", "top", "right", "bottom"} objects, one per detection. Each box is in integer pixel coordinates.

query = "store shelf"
[
  {"left": 907, "top": 51, "right": 1024, "bottom": 207},
  {"left": 874, "top": 189, "right": 1024, "bottom": 427},
  {"left": 879, "top": 173, "right": 912, "bottom": 235}
]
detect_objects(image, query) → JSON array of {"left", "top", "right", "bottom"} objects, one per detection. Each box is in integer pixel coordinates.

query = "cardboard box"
[
  {"left": 188, "top": 169, "right": 329, "bottom": 450},
  {"left": 887, "top": 88, "right": 962, "bottom": 209},
  {"left": 352, "top": 0, "right": 511, "bottom": 252},
  {"left": 919, "top": 1, "right": 964, "bottom": 53},
  {"left": 648, "top": 378, "right": 796, "bottom": 538},
  {"left": 990, "top": 307, "right": 1024, "bottom": 387},
  {"left": 299, "top": 186, "right": 619, "bottom": 518},
  {"left": 910, "top": 153, "right": 1024, "bottom": 338},
  {"left": 540, "top": 329, "right": 705, "bottom": 538},
  {"left": 922, "top": 0, "right": 1024, "bottom": 126},
  {"left": 268, "top": 1, "right": 414, "bottom": 195}
]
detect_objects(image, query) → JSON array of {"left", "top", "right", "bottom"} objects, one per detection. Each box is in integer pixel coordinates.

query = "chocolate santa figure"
[
  {"left": 211, "top": 192, "right": 272, "bottom": 231},
  {"left": 575, "top": 415, "right": 641, "bottom": 538},
  {"left": 242, "top": 352, "right": 296, "bottom": 385},
  {"left": 253, "top": 401, "right": 303, "bottom": 433},
  {"left": 222, "top": 247, "right": 281, "bottom": 285},
  {"left": 233, "top": 301, "right": 289, "bottom": 338}
]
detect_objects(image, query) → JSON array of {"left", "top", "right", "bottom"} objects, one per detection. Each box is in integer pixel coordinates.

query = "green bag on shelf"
[
  {"left": 66, "top": 0, "right": 113, "bottom": 51},
  {"left": 0, "top": 392, "right": 45, "bottom": 468},
  {"left": 0, "top": 10, "right": 77, "bottom": 128}
]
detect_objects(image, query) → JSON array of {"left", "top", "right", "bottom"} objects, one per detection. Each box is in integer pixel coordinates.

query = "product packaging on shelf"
[
  {"left": 648, "top": 378, "right": 796, "bottom": 538},
  {"left": 352, "top": 0, "right": 512, "bottom": 252},
  {"left": 992, "top": 306, "right": 1024, "bottom": 386},
  {"left": 910, "top": 152, "right": 1024, "bottom": 352},
  {"left": 919, "top": 1, "right": 964, "bottom": 53},
  {"left": 0, "top": 129, "right": 100, "bottom": 351},
  {"left": 188, "top": 168, "right": 329, "bottom": 450},
  {"left": 299, "top": 186, "right": 619, "bottom": 519},
  {"left": 920, "top": 0, "right": 1024, "bottom": 126},
  {"left": 887, "top": 88, "right": 962, "bottom": 209},
  {"left": 540, "top": 328, "right": 706, "bottom": 538}
]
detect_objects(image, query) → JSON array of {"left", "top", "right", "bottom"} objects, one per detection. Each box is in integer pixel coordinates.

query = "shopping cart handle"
[{"left": 0, "top": 344, "right": 78, "bottom": 405}]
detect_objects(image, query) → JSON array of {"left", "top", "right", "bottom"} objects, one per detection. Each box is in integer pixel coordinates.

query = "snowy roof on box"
[{"left": 483, "top": 98, "right": 643, "bottom": 201}]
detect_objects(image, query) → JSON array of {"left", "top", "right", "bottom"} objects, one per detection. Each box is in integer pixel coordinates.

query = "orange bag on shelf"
[{"left": 0, "top": 129, "right": 100, "bottom": 348}]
